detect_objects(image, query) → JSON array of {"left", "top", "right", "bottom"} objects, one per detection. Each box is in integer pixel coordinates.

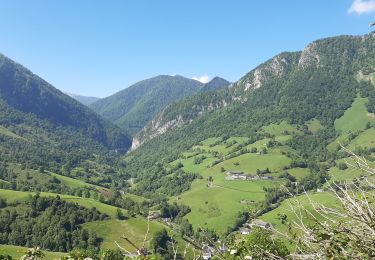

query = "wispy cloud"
[
  {"left": 348, "top": 0, "right": 375, "bottom": 14},
  {"left": 192, "top": 75, "right": 210, "bottom": 83}
]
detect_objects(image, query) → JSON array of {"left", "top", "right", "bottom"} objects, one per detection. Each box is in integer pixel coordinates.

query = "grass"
[
  {"left": 172, "top": 153, "right": 217, "bottom": 173},
  {"left": 327, "top": 134, "right": 348, "bottom": 152},
  {"left": 348, "top": 128, "right": 375, "bottom": 150},
  {"left": 262, "top": 121, "right": 297, "bottom": 136},
  {"left": 48, "top": 172, "right": 100, "bottom": 189},
  {"left": 0, "top": 245, "right": 66, "bottom": 260},
  {"left": 282, "top": 168, "right": 310, "bottom": 181},
  {"left": 0, "top": 126, "right": 24, "bottom": 139},
  {"left": 83, "top": 218, "right": 165, "bottom": 251},
  {"left": 170, "top": 149, "right": 289, "bottom": 233},
  {"left": 192, "top": 137, "right": 251, "bottom": 155},
  {"left": 325, "top": 157, "right": 375, "bottom": 184},
  {"left": 307, "top": 119, "right": 323, "bottom": 133},
  {"left": 0, "top": 189, "right": 161, "bottom": 254},
  {"left": 244, "top": 139, "right": 269, "bottom": 151},
  {"left": 220, "top": 152, "right": 291, "bottom": 175},
  {"left": 169, "top": 135, "right": 293, "bottom": 233},
  {"left": 328, "top": 166, "right": 363, "bottom": 183},
  {"left": 260, "top": 192, "right": 339, "bottom": 233},
  {"left": 334, "top": 96, "right": 375, "bottom": 133},
  {"left": 173, "top": 177, "right": 276, "bottom": 234},
  {"left": 0, "top": 189, "right": 125, "bottom": 218}
]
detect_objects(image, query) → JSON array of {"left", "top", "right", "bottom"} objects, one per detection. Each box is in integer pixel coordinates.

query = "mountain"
[
  {"left": 90, "top": 75, "right": 204, "bottom": 136},
  {"left": 200, "top": 76, "right": 230, "bottom": 92},
  {"left": 125, "top": 33, "right": 375, "bottom": 196},
  {"left": 65, "top": 92, "right": 100, "bottom": 106},
  {"left": 0, "top": 53, "right": 131, "bottom": 168}
]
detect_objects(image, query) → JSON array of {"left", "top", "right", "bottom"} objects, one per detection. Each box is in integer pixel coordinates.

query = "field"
[
  {"left": 262, "top": 121, "right": 298, "bottom": 136},
  {"left": 0, "top": 126, "right": 24, "bottom": 139},
  {"left": 328, "top": 96, "right": 375, "bottom": 151},
  {"left": 0, "top": 245, "right": 66, "bottom": 260},
  {"left": 306, "top": 119, "right": 323, "bottom": 133},
  {"left": 348, "top": 128, "right": 375, "bottom": 150},
  {"left": 260, "top": 191, "right": 339, "bottom": 233},
  {"left": 0, "top": 189, "right": 124, "bottom": 218},
  {"left": 170, "top": 133, "right": 295, "bottom": 233},
  {"left": 334, "top": 96, "right": 375, "bottom": 133},
  {"left": 283, "top": 167, "right": 310, "bottom": 181},
  {"left": 83, "top": 218, "right": 165, "bottom": 251},
  {"left": 0, "top": 188, "right": 167, "bottom": 256}
]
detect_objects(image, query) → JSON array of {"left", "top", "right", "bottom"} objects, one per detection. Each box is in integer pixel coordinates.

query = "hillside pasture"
[
  {"left": 262, "top": 121, "right": 297, "bottom": 136},
  {"left": 83, "top": 218, "right": 165, "bottom": 251},
  {"left": 260, "top": 192, "right": 339, "bottom": 233},
  {"left": 0, "top": 189, "right": 124, "bottom": 218},
  {"left": 0, "top": 245, "right": 66, "bottom": 260},
  {"left": 334, "top": 96, "right": 375, "bottom": 134},
  {"left": 170, "top": 149, "right": 289, "bottom": 233}
]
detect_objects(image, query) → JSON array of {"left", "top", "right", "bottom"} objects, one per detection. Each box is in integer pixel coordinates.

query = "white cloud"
[
  {"left": 348, "top": 0, "right": 375, "bottom": 15},
  {"left": 192, "top": 75, "right": 210, "bottom": 83}
]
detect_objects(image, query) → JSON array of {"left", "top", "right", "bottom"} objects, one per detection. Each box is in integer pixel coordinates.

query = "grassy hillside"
[
  {"left": 0, "top": 245, "right": 66, "bottom": 260},
  {"left": 126, "top": 34, "right": 375, "bottom": 199},
  {"left": 260, "top": 191, "right": 339, "bottom": 233},
  {"left": 334, "top": 96, "right": 374, "bottom": 133},
  {"left": 166, "top": 134, "right": 302, "bottom": 233},
  {"left": 0, "top": 189, "right": 124, "bottom": 218},
  {"left": 0, "top": 188, "right": 168, "bottom": 254}
]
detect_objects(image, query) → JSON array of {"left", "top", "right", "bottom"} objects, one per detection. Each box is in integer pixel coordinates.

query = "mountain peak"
[{"left": 200, "top": 76, "right": 230, "bottom": 92}]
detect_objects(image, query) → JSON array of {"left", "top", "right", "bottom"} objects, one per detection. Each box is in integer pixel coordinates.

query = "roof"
[
  {"left": 251, "top": 219, "right": 270, "bottom": 227},
  {"left": 227, "top": 171, "right": 244, "bottom": 174},
  {"left": 240, "top": 227, "right": 251, "bottom": 233}
]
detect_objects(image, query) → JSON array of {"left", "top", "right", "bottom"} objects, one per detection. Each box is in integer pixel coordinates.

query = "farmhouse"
[
  {"left": 240, "top": 227, "right": 251, "bottom": 235},
  {"left": 225, "top": 174, "right": 248, "bottom": 180},
  {"left": 202, "top": 245, "right": 213, "bottom": 260},
  {"left": 147, "top": 210, "right": 160, "bottom": 220},
  {"left": 250, "top": 219, "right": 271, "bottom": 229}
]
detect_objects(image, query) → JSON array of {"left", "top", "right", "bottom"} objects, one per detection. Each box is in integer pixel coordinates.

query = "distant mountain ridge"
[
  {"left": 90, "top": 75, "right": 229, "bottom": 136},
  {"left": 65, "top": 92, "right": 100, "bottom": 106}
]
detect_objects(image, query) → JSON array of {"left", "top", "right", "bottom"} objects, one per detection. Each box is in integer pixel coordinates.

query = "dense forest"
[{"left": 0, "top": 194, "right": 106, "bottom": 252}]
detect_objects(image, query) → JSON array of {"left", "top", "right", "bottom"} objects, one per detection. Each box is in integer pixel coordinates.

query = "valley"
[{"left": 1, "top": 25, "right": 375, "bottom": 259}]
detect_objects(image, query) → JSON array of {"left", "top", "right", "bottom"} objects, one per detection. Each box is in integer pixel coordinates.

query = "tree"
[
  {"left": 232, "top": 228, "right": 289, "bottom": 259},
  {"left": 179, "top": 219, "right": 193, "bottom": 237},
  {"left": 116, "top": 208, "right": 126, "bottom": 220},
  {"left": 150, "top": 229, "right": 171, "bottom": 254},
  {"left": 338, "top": 162, "right": 348, "bottom": 170},
  {"left": 20, "top": 247, "right": 45, "bottom": 260}
]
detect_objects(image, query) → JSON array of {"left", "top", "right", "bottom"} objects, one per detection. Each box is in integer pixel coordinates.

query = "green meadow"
[
  {"left": 0, "top": 189, "right": 125, "bottom": 218},
  {"left": 0, "top": 245, "right": 66, "bottom": 260},
  {"left": 260, "top": 192, "right": 339, "bottom": 233},
  {"left": 170, "top": 134, "right": 293, "bottom": 233},
  {"left": 334, "top": 96, "right": 375, "bottom": 133}
]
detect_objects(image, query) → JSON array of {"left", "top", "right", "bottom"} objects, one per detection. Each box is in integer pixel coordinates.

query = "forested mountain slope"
[
  {"left": 90, "top": 75, "right": 204, "bottom": 135},
  {"left": 126, "top": 33, "right": 375, "bottom": 196},
  {"left": 90, "top": 75, "right": 230, "bottom": 136},
  {"left": 0, "top": 53, "right": 131, "bottom": 169}
]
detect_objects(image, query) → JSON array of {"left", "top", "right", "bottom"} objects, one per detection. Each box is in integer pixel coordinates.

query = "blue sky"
[{"left": 0, "top": 0, "right": 374, "bottom": 97}]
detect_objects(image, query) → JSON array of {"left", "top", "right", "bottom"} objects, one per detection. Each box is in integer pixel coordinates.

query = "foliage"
[
  {"left": 90, "top": 75, "right": 204, "bottom": 136},
  {"left": 231, "top": 228, "right": 289, "bottom": 259},
  {"left": 0, "top": 194, "right": 106, "bottom": 252},
  {"left": 20, "top": 247, "right": 44, "bottom": 260}
]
